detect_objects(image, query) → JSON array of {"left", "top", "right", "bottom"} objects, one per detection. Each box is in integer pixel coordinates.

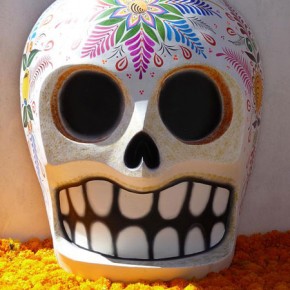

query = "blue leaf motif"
[
  {"left": 167, "top": 0, "right": 221, "bottom": 18},
  {"left": 164, "top": 22, "right": 172, "bottom": 41},
  {"left": 164, "top": 19, "right": 206, "bottom": 57}
]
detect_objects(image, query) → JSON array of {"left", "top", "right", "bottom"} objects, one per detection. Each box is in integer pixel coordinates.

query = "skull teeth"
[
  {"left": 153, "top": 228, "right": 179, "bottom": 259},
  {"left": 87, "top": 180, "right": 113, "bottom": 217},
  {"left": 158, "top": 182, "right": 187, "bottom": 219},
  {"left": 119, "top": 189, "right": 153, "bottom": 219},
  {"left": 58, "top": 179, "right": 232, "bottom": 260},
  {"left": 91, "top": 222, "right": 113, "bottom": 255},
  {"left": 117, "top": 227, "right": 149, "bottom": 259}
]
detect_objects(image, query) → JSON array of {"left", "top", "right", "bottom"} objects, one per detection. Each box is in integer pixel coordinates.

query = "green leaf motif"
[
  {"left": 245, "top": 51, "right": 256, "bottom": 63},
  {"left": 22, "top": 54, "right": 28, "bottom": 71},
  {"left": 23, "top": 106, "right": 28, "bottom": 128},
  {"left": 158, "top": 14, "right": 182, "bottom": 21},
  {"left": 143, "top": 24, "right": 159, "bottom": 44},
  {"left": 159, "top": 4, "right": 183, "bottom": 16},
  {"left": 27, "top": 49, "right": 40, "bottom": 67},
  {"left": 246, "top": 38, "right": 253, "bottom": 52},
  {"left": 156, "top": 18, "right": 165, "bottom": 41},
  {"left": 27, "top": 105, "right": 34, "bottom": 121},
  {"left": 116, "top": 21, "right": 126, "bottom": 44},
  {"left": 103, "top": 0, "right": 117, "bottom": 5},
  {"left": 99, "top": 18, "right": 123, "bottom": 26},
  {"left": 121, "top": 24, "right": 141, "bottom": 42},
  {"left": 98, "top": 8, "right": 118, "bottom": 20}
]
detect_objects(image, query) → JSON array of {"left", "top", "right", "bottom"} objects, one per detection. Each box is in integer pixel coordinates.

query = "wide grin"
[{"left": 57, "top": 178, "right": 232, "bottom": 261}]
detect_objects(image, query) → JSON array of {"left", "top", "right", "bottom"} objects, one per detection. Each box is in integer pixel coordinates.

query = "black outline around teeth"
[{"left": 56, "top": 178, "right": 233, "bottom": 261}]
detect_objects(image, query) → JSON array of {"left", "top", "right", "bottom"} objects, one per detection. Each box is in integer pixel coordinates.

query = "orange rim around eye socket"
[
  {"left": 51, "top": 65, "right": 125, "bottom": 143},
  {"left": 158, "top": 65, "right": 233, "bottom": 145}
]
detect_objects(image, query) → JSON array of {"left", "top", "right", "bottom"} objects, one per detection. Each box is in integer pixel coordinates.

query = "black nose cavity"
[{"left": 124, "top": 132, "right": 160, "bottom": 169}]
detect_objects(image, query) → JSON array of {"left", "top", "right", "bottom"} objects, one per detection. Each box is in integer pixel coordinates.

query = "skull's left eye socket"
[{"left": 54, "top": 70, "right": 124, "bottom": 142}]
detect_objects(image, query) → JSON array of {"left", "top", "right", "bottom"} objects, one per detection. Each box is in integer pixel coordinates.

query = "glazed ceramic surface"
[{"left": 20, "top": 0, "right": 263, "bottom": 281}]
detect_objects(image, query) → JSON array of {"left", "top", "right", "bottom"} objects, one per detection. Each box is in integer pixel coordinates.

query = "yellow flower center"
[{"left": 129, "top": 0, "right": 148, "bottom": 14}]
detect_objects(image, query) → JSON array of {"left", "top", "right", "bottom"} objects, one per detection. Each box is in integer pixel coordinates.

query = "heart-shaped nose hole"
[{"left": 124, "top": 132, "right": 160, "bottom": 169}]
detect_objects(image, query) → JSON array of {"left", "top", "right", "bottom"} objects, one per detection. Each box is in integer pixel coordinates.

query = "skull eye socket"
[
  {"left": 55, "top": 70, "right": 124, "bottom": 142},
  {"left": 158, "top": 70, "right": 228, "bottom": 144}
]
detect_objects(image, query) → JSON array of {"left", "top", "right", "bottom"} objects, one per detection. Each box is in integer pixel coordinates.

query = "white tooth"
[
  {"left": 63, "top": 221, "right": 72, "bottom": 241},
  {"left": 210, "top": 222, "right": 225, "bottom": 247},
  {"left": 75, "top": 222, "right": 88, "bottom": 249},
  {"left": 153, "top": 227, "right": 179, "bottom": 259},
  {"left": 184, "top": 227, "right": 205, "bottom": 255},
  {"left": 213, "top": 187, "right": 230, "bottom": 217},
  {"left": 119, "top": 190, "right": 153, "bottom": 219},
  {"left": 189, "top": 183, "right": 211, "bottom": 216},
  {"left": 59, "top": 189, "right": 70, "bottom": 215},
  {"left": 116, "top": 227, "right": 148, "bottom": 259},
  {"left": 91, "top": 222, "right": 113, "bottom": 255},
  {"left": 86, "top": 180, "right": 113, "bottom": 217},
  {"left": 68, "top": 185, "right": 86, "bottom": 217},
  {"left": 158, "top": 183, "right": 187, "bottom": 220}
]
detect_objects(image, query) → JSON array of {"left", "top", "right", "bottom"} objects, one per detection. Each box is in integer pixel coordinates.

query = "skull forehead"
[{"left": 26, "top": 0, "right": 253, "bottom": 101}]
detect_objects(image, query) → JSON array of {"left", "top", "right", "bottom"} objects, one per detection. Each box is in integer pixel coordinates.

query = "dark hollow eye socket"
[
  {"left": 158, "top": 70, "right": 222, "bottom": 143},
  {"left": 58, "top": 70, "right": 124, "bottom": 142}
]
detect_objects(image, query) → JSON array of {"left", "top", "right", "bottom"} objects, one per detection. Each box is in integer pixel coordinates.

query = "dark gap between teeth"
[{"left": 57, "top": 179, "right": 232, "bottom": 260}]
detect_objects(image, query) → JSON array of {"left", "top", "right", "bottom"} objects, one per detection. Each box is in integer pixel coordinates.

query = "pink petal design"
[
  {"left": 201, "top": 32, "right": 216, "bottom": 46},
  {"left": 141, "top": 12, "right": 156, "bottom": 28},
  {"left": 30, "top": 56, "right": 53, "bottom": 89},
  {"left": 82, "top": 25, "right": 117, "bottom": 58},
  {"left": 227, "top": 27, "right": 237, "bottom": 36},
  {"left": 217, "top": 48, "right": 252, "bottom": 94},
  {"left": 112, "top": 7, "right": 130, "bottom": 18},
  {"left": 148, "top": 5, "right": 167, "bottom": 15},
  {"left": 116, "top": 56, "right": 129, "bottom": 71},
  {"left": 180, "top": 46, "right": 192, "bottom": 59},
  {"left": 126, "top": 14, "right": 141, "bottom": 29},
  {"left": 154, "top": 53, "right": 163, "bottom": 67}
]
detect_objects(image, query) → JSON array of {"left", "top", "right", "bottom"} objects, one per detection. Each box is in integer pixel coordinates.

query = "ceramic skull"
[{"left": 20, "top": 0, "right": 263, "bottom": 282}]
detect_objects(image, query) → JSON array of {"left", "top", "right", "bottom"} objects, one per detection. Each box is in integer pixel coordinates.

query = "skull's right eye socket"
[
  {"left": 54, "top": 70, "right": 124, "bottom": 142},
  {"left": 158, "top": 70, "right": 231, "bottom": 144}
]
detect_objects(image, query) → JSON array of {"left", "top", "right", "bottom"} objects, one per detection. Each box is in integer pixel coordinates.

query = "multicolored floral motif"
[
  {"left": 214, "top": 1, "right": 263, "bottom": 145},
  {"left": 81, "top": 0, "right": 223, "bottom": 79},
  {"left": 112, "top": 0, "right": 166, "bottom": 29},
  {"left": 21, "top": 47, "right": 40, "bottom": 131}
]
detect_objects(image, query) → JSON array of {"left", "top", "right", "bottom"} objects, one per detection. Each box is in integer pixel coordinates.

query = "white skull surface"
[{"left": 20, "top": 0, "right": 263, "bottom": 282}]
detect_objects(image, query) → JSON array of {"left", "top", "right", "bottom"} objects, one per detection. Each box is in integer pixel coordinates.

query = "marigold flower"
[{"left": 1, "top": 232, "right": 290, "bottom": 289}]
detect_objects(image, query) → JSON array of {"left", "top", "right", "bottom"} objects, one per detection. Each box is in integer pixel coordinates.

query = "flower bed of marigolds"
[{"left": 1, "top": 231, "right": 290, "bottom": 289}]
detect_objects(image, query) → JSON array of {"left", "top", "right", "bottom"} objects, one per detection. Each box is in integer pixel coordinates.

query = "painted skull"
[{"left": 20, "top": 0, "right": 263, "bottom": 282}]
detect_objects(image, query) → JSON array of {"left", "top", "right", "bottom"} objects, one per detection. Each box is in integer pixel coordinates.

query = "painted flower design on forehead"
[
  {"left": 82, "top": 0, "right": 221, "bottom": 79},
  {"left": 112, "top": 0, "right": 166, "bottom": 29}
]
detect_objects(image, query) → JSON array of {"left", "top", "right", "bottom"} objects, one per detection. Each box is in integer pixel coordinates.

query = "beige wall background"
[{"left": 0, "top": 0, "right": 290, "bottom": 240}]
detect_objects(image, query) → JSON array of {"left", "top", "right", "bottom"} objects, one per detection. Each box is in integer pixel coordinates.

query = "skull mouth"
[{"left": 57, "top": 178, "right": 233, "bottom": 261}]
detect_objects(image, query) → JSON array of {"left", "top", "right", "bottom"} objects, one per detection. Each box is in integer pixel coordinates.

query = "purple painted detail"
[
  {"left": 217, "top": 48, "right": 252, "bottom": 94},
  {"left": 113, "top": 0, "right": 167, "bottom": 29},
  {"left": 82, "top": 25, "right": 118, "bottom": 58},
  {"left": 126, "top": 30, "right": 155, "bottom": 79},
  {"left": 80, "top": 0, "right": 220, "bottom": 78}
]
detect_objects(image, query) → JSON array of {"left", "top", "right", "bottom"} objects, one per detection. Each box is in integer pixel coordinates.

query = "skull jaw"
[
  {"left": 51, "top": 186, "right": 238, "bottom": 282},
  {"left": 46, "top": 161, "right": 240, "bottom": 281},
  {"left": 53, "top": 228, "right": 236, "bottom": 282}
]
